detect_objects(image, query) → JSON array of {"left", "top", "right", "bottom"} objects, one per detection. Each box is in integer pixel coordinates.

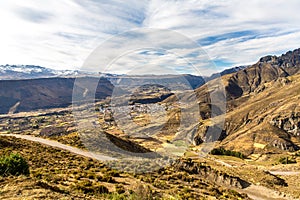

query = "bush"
[
  {"left": 94, "top": 184, "right": 109, "bottom": 194},
  {"left": 115, "top": 184, "right": 125, "bottom": 194},
  {"left": 36, "top": 180, "right": 64, "bottom": 193},
  {"left": 210, "top": 148, "right": 246, "bottom": 159},
  {"left": 278, "top": 157, "right": 297, "bottom": 164},
  {"left": 0, "top": 153, "right": 30, "bottom": 176},
  {"left": 74, "top": 180, "right": 109, "bottom": 194},
  {"left": 102, "top": 174, "right": 116, "bottom": 183},
  {"left": 107, "top": 169, "right": 120, "bottom": 177}
]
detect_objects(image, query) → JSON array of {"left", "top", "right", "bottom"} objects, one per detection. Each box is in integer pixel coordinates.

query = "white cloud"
[{"left": 0, "top": 0, "right": 300, "bottom": 74}]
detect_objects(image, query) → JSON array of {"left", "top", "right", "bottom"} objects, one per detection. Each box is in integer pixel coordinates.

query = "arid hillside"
[
  {"left": 194, "top": 48, "right": 300, "bottom": 156},
  {"left": 0, "top": 77, "right": 113, "bottom": 114}
]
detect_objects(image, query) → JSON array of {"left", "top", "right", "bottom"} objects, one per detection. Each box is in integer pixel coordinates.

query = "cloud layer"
[{"left": 1, "top": 0, "right": 300, "bottom": 74}]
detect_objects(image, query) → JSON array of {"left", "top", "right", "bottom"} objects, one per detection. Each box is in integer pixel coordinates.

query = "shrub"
[
  {"left": 107, "top": 169, "right": 120, "bottom": 177},
  {"left": 36, "top": 180, "right": 64, "bottom": 193},
  {"left": 0, "top": 153, "right": 30, "bottom": 176},
  {"left": 278, "top": 157, "right": 297, "bottom": 164},
  {"left": 210, "top": 148, "right": 246, "bottom": 159},
  {"left": 103, "top": 193, "right": 129, "bottom": 200},
  {"left": 115, "top": 184, "right": 125, "bottom": 194},
  {"left": 95, "top": 107, "right": 100, "bottom": 112},
  {"left": 74, "top": 180, "right": 109, "bottom": 194},
  {"left": 102, "top": 174, "right": 116, "bottom": 183},
  {"left": 94, "top": 184, "right": 109, "bottom": 194}
]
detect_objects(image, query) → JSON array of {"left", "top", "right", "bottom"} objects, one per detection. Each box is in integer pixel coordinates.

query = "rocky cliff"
[
  {"left": 172, "top": 159, "right": 251, "bottom": 189},
  {"left": 192, "top": 48, "right": 300, "bottom": 155}
]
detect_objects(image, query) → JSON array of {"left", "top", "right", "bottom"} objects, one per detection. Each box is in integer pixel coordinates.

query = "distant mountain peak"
[
  {"left": 0, "top": 64, "right": 91, "bottom": 80},
  {"left": 258, "top": 48, "right": 300, "bottom": 68}
]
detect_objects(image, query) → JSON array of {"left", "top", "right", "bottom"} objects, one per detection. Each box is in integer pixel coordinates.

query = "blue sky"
[{"left": 1, "top": 0, "right": 300, "bottom": 75}]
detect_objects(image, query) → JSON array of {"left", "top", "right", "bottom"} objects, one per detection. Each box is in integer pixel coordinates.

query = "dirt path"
[
  {"left": 269, "top": 171, "right": 300, "bottom": 176},
  {"left": 2, "top": 134, "right": 299, "bottom": 199},
  {"left": 240, "top": 185, "right": 296, "bottom": 200},
  {"left": 210, "top": 157, "right": 299, "bottom": 199},
  {"left": 213, "top": 158, "right": 234, "bottom": 167},
  {"left": 0, "top": 134, "right": 116, "bottom": 161},
  {"left": 212, "top": 157, "right": 300, "bottom": 176}
]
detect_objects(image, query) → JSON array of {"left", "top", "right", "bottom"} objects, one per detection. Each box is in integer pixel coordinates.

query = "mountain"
[
  {"left": 193, "top": 48, "right": 300, "bottom": 155},
  {"left": 0, "top": 65, "right": 247, "bottom": 90},
  {"left": 2, "top": 49, "right": 300, "bottom": 199},
  {"left": 0, "top": 65, "right": 96, "bottom": 80},
  {"left": 105, "top": 67, "right": 250, "bottom": 90},
  {"left": 0, "top": 63, "right": 249, "bottom": 115},
  {"left": 0, "top": 77, "right": 113, "bottom": 114},
  {"left": 107, "top": 74, "right": 206, "bottom": 90},
  {"left": 224, "top": 49, "right": 300, "bottom": 101},
  {"left": 206, "top": 65, "right": 248, "bottom": 82},
  {"left": 221, "top": 74, "right": 300, "bottom": 155}
]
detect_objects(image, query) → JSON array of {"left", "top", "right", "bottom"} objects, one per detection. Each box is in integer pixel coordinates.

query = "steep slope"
[
  {"left": 107, "top": 74, "right": 206, "bottom": 90},
  {"left": 224, "top": 48, "right": 300, "bottom": 101},
  {"left": 221, "top": 74, "right": 300, "bottom": 155},
  {"left": 193, "top": 48, "right": 300, "bottom": 155},
  {"left": 0, "top": 77, "right": 113, "bottom": 114},
  {"left": 206, "top": 65, "right": 247, "bottom": 82}
]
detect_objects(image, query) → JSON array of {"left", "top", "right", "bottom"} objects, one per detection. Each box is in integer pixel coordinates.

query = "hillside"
[
  {"left": 224, "top": 48, "right": 300, "bottom": 101},
  {"left": 0, "top": 65, "right": 247, "bottom": 91},
  {"left": 221, "top": 73, "right": 300, "bottom": 155},
  {"left": 107, "top": 74, "right": 206, "bottom": 90},
  {"left": 0, "top": 77, "right": 113, "bottom": 114},
  {"left": 1, "top": 49, "right": 300, "bottom": 199},
  {"left": 193, "top": 48, "right": 300, "bottom": 156}
]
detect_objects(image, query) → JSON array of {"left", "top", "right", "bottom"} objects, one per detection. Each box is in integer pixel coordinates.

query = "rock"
[
  {"left": 270, "top": 139, "right": 297, "bottom": 151},
  {"left": 172, "top": 159, "right": 250, "bottom": 189},
  {"left": 39, "top": 126, "right": 67, "bottom": 137},
  {"left": 270, "top": 113, "right": 300, "bottom": 136}
]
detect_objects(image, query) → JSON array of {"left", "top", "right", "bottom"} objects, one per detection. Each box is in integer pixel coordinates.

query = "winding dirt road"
[
  {"left": 0, "top": 134, "right": 116, "bottom": 161},
  {"left": 209, "top": 157, "right": 299, "bottom": 200},
  {"left": 239, "top": 185, "right": 296, "bottom": 200},
  {"left": 1, "top": 134, "right": 299, "bottom": 200},
  {"left": 268, "top": 171, "right": 300, "bottom": 176}
]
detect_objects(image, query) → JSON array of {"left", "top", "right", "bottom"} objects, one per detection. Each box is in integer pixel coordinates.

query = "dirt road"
[
  {"left": 210, "top": 157, "right": 299, "bottom": 199},
  {"left": 239, "top": 185, "right": 296, "bottom": 200},
  {"left": 268, "top": 171, "right": 300, "bottom": 176},
  {"left": 2, "top": 134, "right": 299, "bottom": 199},
  {"left": 0, "top": 134, "right": 116, "bottom": 161}
]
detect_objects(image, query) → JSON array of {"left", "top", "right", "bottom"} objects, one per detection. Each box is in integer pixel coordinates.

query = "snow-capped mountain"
[
  {"left": 0, "top": 65, "right": 96, "bottom": 80},
  {"left": 0, "top": 64, "right": 248, "bottom": 85}
]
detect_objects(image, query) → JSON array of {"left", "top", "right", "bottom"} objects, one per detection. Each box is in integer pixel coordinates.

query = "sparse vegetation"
[
  {"left": 0, "top": 153, "right": 29, "bottom": 176},
  {"left": 295, "top": 151, "right": 300, "bottom": 157},
  {"left": 0, "top": 136, "right": 252, "bottom": 199},
  {"left": 278, "top": 156, "right": 297, "bottom": 164},
  {"left": 2, "top": 48, "right": 300, "bottom": 199},
  {"left": 210, "top": 147, "right": 246, "bottom": 159}
]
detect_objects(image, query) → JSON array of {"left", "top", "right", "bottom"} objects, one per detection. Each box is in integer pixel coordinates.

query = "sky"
[{"left": 1, "top": 0, "right": 300, "bottom": 75}]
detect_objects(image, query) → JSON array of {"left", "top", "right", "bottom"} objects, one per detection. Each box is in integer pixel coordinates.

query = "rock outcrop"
[
  {"left": 270, "top": 113, "right": 300, "bottom": 136},
  {"left": 172, "top": 159, "right": 250, "bottom": 189},
  {"left": 190, "top": 48, "right": 300, "bottom": 154}
]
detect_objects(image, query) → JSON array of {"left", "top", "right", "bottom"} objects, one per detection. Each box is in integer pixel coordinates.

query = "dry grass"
[{"left": 0, "top": 135, "right": 250, "bottom": 199}]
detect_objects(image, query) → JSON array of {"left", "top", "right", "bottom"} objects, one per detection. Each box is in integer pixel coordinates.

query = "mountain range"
[
  {"left": 0, "top": 65, "right": 83, "bottom": 80},
  {"left": 0, "top": 64, "right": 243, "bottom": 82},
  {"left": 0, "top": 63, "right": 246, "bottom": 114},
  {"left": 0, "top": 77, "right": 113, "bottom": 114},
  {"left": 1, "top": 48, "right": 300, "bottom": 157},
  {"left": 193, "top": 48, "right": 300, "bottom": 156}
]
